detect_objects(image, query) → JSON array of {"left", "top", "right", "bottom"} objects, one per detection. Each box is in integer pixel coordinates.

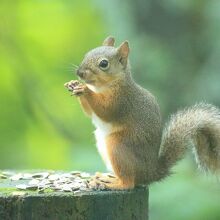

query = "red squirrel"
[{"left": 65, "top": 36, "right": 220, "bottom": 190}]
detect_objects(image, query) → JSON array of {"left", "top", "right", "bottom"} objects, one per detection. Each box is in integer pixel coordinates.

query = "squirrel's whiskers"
[{"left": 71, "top": 63, "right": 79, "bottom": 69}]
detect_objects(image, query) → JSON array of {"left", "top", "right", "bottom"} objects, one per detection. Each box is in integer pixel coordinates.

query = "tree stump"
[{"left": 0, "top": 171, "right": 148, "bottom": 220}]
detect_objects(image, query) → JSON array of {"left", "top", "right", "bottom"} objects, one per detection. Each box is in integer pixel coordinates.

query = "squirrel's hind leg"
[
  {"left": 104, "top": 132, "right": 136, "bottom": 190},
  {"left": 89, "top": 175, "right": 134, "bottom": 190},
  {"left": 89, "top": 131, "right": 136, "bottom": 190},
  {"left": 104, "top": 179, "right": 134, "bottom": 190}
]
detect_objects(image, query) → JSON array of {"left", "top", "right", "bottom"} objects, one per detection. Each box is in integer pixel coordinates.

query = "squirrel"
[{"left": 64, "top": 36, "right": 220, "bottom": 190}]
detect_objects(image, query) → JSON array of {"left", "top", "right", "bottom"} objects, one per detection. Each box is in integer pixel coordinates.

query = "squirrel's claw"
[
  {"left": 89, "top": 179, "right": 107, "bottom": 190},
  {"left": 88, "top": 173, "right": 122, "bottom": 190},
  {"left": 64, "top": 80, "right": 86, "bottom": 96}
]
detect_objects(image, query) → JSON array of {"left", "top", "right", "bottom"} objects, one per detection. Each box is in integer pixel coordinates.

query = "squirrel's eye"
[{"left": 99, "top": 59, "right": 109, "bottom": 70}]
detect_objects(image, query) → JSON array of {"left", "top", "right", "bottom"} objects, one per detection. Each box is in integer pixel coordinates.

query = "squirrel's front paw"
[{"left": 64, "top": 80, "right": 86, "bottom": 96}]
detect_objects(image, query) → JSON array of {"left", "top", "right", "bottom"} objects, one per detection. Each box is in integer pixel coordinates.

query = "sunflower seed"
[
  {"left": 26, "top": 185, "right": 38, "bottom": 190},
  {"left": 10, "top": 174, "right": 23, "bottom": 181},
  {"left": 22, "top": 173, "right": 33, "bottom": 180},
  {"left": 60, "top": 173, "right": 73, "bottom": 178},
  {"left": 12, "top": 191, "right": 28, "bottom": 196},
  {"left": 107, "top": 174, "right": 116, "bottom": 178},
  {"left": 40, "top": 179, "right": 51, "bottom": 185},
  {"left": 70, "top": 171, "right": 81, "bottom": 175},
  {"left": 48, "top": 174, "right": 60, "bottom": 181},
  {"left": 38, "top": 188, "right": 45, "bottom": 193},
  {"left": 2, "top": 171, "right": 14, "bottom": 176},
  {"left": 80, "top": 172, "right": 90, "bottom": 178},
  {"left": 16, "top": 184, "right": 27, "bottom": 190},
  {"left": 0, "top": 174, "right": 7, "bottom": 179},
  {"left": 28, "top": 179, "right": 40, "bottom": 185},
  {"left": 62, "top": 185, "right": 73, "bottom": 192},
  {"left": 32, "top": 172, "right": 49, "bottom": 179}
]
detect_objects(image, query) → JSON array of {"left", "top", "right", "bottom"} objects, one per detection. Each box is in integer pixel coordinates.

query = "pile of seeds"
[{"left": 0, "top": 171, "right": 94, "bottom": 193}]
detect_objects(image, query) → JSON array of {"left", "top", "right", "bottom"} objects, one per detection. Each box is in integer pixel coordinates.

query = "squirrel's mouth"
[
  {"left": 76, "top": 68, "right": 95, "bottom": 85},
  {"left": 84, "top": 79, "right": 95, "bottom": 84}
]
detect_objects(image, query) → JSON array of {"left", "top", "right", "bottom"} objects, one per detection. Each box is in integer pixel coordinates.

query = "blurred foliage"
[{"left": 0, "top": 0, "right": 220, "bottom": 219}]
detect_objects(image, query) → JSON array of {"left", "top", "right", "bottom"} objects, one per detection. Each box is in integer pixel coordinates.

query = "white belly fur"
[{"left": 92, "top": 113, "right": 113, "bottom": 171}]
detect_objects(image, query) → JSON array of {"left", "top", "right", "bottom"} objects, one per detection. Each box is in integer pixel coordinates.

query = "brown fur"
[
  {"left": 78, "top": 96, "right": 93, "bottom": 116},
  {"left": 65, "top": 37, "right": 220, "bottom": 190}
]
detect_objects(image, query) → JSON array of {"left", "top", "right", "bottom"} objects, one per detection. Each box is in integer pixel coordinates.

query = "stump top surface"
[
  {"left": 0, "top": 170, "right": 149, "bottom": 220},
  {"left": 0, "top": 170, "right": 148, "bottom": 197}
]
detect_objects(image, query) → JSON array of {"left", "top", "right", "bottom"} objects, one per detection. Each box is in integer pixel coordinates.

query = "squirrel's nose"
[{"left": 76, "top": 69, "right": 85, "bottom": 78}]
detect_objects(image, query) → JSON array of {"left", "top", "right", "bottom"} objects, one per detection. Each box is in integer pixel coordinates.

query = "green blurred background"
[{"left": 0, "top": 0, "right": 220, "bottom": 219}]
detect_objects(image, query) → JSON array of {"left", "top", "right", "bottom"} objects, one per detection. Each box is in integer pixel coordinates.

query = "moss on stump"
[{"left": 0, "top": 171, "right": 148, "bottom": 220}]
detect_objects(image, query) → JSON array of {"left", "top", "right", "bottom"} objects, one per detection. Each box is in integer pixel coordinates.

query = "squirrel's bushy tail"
[{"left": 157, "top": 103, "right": 220, "bottom": 180}]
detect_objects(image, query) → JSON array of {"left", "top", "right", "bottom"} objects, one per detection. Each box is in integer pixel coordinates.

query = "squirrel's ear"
[
  {"left": 117, "top": 41, "right": 130, "bottom": 66},
  {"left": 102, "top": 36, "right": 115, "bottom": 46}
]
